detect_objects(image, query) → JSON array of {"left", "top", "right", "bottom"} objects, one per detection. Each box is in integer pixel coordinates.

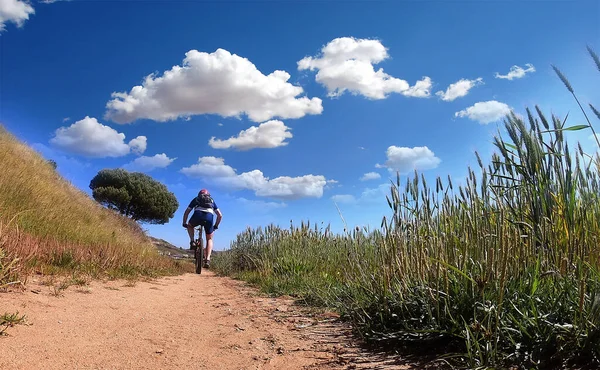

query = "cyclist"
[{"left": 182, "top": 189, "right": 222, "bottom": 268}]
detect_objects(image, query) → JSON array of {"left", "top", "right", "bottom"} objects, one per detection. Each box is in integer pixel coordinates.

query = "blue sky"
[{"left": 1, "top": 0, "right": 599, "bottom": 250}]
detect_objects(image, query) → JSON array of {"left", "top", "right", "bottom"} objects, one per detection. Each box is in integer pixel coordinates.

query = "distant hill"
[
  {"left": 150, "top": 237, "right": 193, "bottom": 259},
  {"left": 149, "top": 236, "right": 223, "bottom": 260}
]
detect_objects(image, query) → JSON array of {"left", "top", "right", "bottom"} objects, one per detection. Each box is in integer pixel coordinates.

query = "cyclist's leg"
[
  {"left": 187, "top": 213, "right": 201, "bottom": 248},
  {"left": 200, "top": 214, "right": 215, "bottom": 264},
  {"left": 205, "top": 228, "right": 214, "bottom": 262},
  {"left": 186, "top": 224, "right": 195, "bottom": 242}
]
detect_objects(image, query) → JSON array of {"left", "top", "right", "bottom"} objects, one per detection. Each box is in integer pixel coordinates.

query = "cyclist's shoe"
[
  {"left": 189, "top": 241, "right": 196, "bottom": 251},
  {"left": 204, "top": 260, "right": 210, "bottom": 268}
]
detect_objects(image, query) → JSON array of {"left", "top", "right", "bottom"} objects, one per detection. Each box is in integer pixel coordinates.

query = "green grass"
[
  {"left": 213, "top": 47, "right": 600, "bottom": 369},
  {"left": 0, "top": 125, "right": 193, "bottom": 287},
  {"left": 0, "top": 312, "right": 26, "bottom": 335}
]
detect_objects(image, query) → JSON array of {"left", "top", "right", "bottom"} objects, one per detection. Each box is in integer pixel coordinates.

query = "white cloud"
[
  {"left": 331, "top": 194, "right": 356, "bottom": 204},
  {"left": 237, "top": 197, "right": 287, "bottom": 213},
  {"left": 0, "top": 0, "right": 34, "bottom": 32},
  {"left": 208, "top": 120, "right": 292, "bottom": 150},
  {"left": 49, "top": 116, "right": 147, "bottom": 158},
  {"left": 325, "top": 179, "right": 340, "bottom": 190},
  {"left": 360, "top": 172, "right": 381, "bottom": 181},
  {"left": 128, "top": 136, "right": 147, "bottom": 154},
  {"left": 180, "top": 157, "right": 328, "bottom": 200},
  {"left": 358, "top": 183, "right": 391, "bottom": 205},
  {"left": 105, "top": 48, "right": 323, "bottom": 124},
  {"left": 180, "top": 156, "right": 237, "bottom": 178},
  {"left": 123, "top": 153, "right": 176, "bottom": 172},
  {"left": 298, "top": 37, "right": 432, "bottom": 99},
  {"left": 455, "top": 100, "right": 512, "bottom": 124},
  {"left": 331, "top": 183, "right": 390, "bottom": 206},
  {"left": 436, "top": 77, "right": 483, "bottom": 101},
  {"left": 495, "top": 64, "right": 536, "bottom": 80},
  {"left": 255, "top": 174, "right": 328, "bottom": 199},
  {"left": 403, "top": 76, "right": 433, "bottom": 98},
  {"left": 377, "top": 146, "right": 441, "bottom": 173},
  {"left": 62, "top": 117, "right": 70, "bottom": 123}
]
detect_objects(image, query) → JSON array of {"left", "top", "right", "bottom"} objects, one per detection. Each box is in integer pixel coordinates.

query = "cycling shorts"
[{"left": 189, "top": 211, "right": 215, "bottom": 234}]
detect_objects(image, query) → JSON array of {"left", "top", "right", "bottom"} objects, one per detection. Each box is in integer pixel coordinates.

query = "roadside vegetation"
[
  {"left": 0, "top": 311, "right": 26, "bottom": 336},
  {"left": 213, "top": 47, "right": 600, "bottom": 368},
  {"left": 0, "top": 126, "right": 192, "bottom": 290}
]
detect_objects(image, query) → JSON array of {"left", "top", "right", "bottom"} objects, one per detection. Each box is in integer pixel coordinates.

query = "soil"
[{"left": 0, "top": 271, "right": 418, "bottom": 369}]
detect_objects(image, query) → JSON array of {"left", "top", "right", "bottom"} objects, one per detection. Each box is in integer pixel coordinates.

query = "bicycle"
[{"left": 192, "top": 225, "right": 205, "bottom": 274}]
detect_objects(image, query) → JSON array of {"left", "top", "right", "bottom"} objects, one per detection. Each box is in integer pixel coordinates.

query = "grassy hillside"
[
  {"left": 213, "top": 50, "right": 600, "bottom": 368},
  {"left": 0, "top": 125, "right": 191, "bottom": 287}
]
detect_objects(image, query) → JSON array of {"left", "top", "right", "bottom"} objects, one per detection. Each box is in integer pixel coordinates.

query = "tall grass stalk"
[{"left": 213, "top": 48, "right": 600, "bottom": 368}]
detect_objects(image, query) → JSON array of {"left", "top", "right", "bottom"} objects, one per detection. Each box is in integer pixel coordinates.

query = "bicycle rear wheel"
[
  {"left": 194, "top": 242, "right": 203, "bottom": 274},
  {"left": 194, "top": 227, "right": 204, "bottom": 274}
]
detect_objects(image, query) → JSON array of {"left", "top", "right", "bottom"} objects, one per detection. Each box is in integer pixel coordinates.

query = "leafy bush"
[{"left": 89, "top": 168, "right": 178, "bottom": 224}]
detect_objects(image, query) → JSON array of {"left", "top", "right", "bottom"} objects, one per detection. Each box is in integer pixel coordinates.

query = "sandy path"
[{"left": 0, "top": 272, "right": 411, "bottom": 370}]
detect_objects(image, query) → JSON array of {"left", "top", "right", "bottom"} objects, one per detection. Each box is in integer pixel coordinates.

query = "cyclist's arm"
[
  {"left": 182, "top": 207, "right": 192, "bottom": 226},
  {"left": 183, "top": 198, "right": 196, "bottom": 226},
  {"left": 215, "top": 209, "right": 222, "bottom": 229}
]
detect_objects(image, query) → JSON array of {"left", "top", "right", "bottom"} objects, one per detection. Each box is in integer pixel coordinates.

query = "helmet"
[{"left": 199, "top": 188, "right": 209, "bottom": 195}]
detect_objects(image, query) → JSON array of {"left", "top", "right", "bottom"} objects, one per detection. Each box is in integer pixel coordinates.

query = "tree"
[
  {"left": 89, "top": 168, "right": 179, "bottom": 224},
  {"left": 47, "top": 159, "right": 57, "bottom": 169}
]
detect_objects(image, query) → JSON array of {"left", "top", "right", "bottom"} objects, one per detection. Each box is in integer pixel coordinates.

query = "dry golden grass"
[{"left": 0, "top": 124, "right": 191, "bottom": 286}]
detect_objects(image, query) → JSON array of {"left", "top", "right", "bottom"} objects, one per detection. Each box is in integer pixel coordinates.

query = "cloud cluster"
[
  {"left": 338, "top": 145, "right": 441, "bottom": 206},
  {"left": 331, "top": 183, "right": 390, "bottom": 205},
  {"left": 123, "top": 153, "right": 176, "bottom": 172},
  {"left": 331, "top": 194, "right": 356, "bottom": 204},
  {"left": 105, "top": 48, "right": 323, "bottom": 124},
  {"left": 360, "top": 172, "right": 381, "bottom": 181},
  {"left": 50, "top": 116, "right": 147, "bottom": 158},
  {"left": 180, "top": 156, "right": 328, "bottom": 200},
  {"left": 298, "top": 37, "right": 432, "bottom": 99},
  {"left": 237, "top": 197, "right": 287, "bottom": 212},
  {"left": 436, "top": 78, "right": 483, "bottom": 101},
  {"left": 0, "top": 0, "right": 34, "bottom": 32},
  {"left": 495, "top": 64, "right": 536, "bottom": 80},
  {"left": 208, "top": 120, "right": 292, "bottom": 150},
  {"left": 377, "top": 146, "right": 441, "bottom": 173},
  {"left": 39, "top": 33, "right": 540, "bottom": 213},
  {"left": 128, "top": 136, "right": 147, "bottom": 155},
  {"left": 455, "top": 100, "right": 512, "bottom": 124}
]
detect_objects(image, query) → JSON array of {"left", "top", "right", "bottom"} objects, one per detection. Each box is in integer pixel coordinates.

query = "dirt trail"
[{"left": 0, "top": 272, "right": 411, "bottom": 370}]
